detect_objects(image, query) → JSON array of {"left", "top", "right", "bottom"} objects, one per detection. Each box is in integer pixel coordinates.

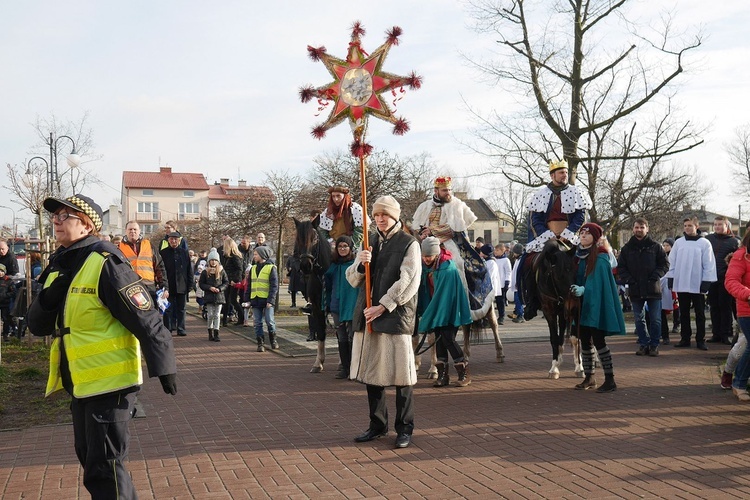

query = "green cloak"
[
  {"left": 417, "top": 258, "right": 473, "bottom": 332},
  {"left": 576, "top": 253, "right": 626, "bottom": 335}
]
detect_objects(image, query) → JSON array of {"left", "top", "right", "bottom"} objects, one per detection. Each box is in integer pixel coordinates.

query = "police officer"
[{"left": 28, "top": 194, "right": 177, "bottom": 500}]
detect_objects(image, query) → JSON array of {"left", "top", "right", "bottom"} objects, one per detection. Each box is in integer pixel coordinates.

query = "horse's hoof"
[
  {"left": 427, "top": 372, "right": 438, "bottom": 380},
  {"left": 310, "top": 366, "right": 322, "bottom": 373},
  {"left": 575, "top": 370, "right": 584, "bottom": 378},
  {"left": 548, "top": 372, "right": 560, "bottom": 380},
  {"left": 497, "top": 355, "right": 505, "bottom": 363}
]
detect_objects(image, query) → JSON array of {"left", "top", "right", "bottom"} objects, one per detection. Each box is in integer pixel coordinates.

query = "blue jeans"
[
  {"left": 632, "top": 298, "right": 662, "bottom": 348},
  {"left": 732, "top": 317, "right": 750, "bottom": 390},
  {"left": 513, "top": 291, "right": 524, "bottom": 316},
  {"left": 252, "top": 306, "right": 276, "bottom": 339}
]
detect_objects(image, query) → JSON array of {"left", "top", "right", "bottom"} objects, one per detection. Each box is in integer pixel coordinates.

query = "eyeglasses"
[
  {"left": 337, "top": 244, "right": 350, "bottom": 249},
  {"left": 50, "top": 212, "right": 83, "bottom": 223}
]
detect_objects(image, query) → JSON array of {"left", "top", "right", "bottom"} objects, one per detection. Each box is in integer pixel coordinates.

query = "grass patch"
[{"left": 0, "top": 339, "right": 71, "bottom": 430}]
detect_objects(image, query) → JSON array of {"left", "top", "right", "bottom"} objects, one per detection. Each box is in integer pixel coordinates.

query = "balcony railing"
[
  {"left": 135, "top": 211, "right": 161, "bottom": 221},
  {"left": 178, "top": 213, "right": 202, "bottom": 221}
]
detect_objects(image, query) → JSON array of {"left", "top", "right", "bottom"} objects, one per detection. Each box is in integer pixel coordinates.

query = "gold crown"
[
  {"left": 549, "top": 159, "right": 568, "bottom": 173},
  {"left": 434, "top": 176, "right": 452, "bottom": 188}
]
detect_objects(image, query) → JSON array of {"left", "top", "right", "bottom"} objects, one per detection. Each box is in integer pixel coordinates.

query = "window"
[
  {"left": 137, "top": 202, "right": 159, "bottom": 220},
  {"left": 484, "top": 230, "right": 492, "bottom": 245},
  {"left": 183, "top": 190, "right": 194, "bottom": 198},
  {"left": 467, "top": 230, "right": 474, "bottom": 241},
  {"left": 179, "top": 203, "right": 200, "bottom": 219},
  {"left": 142, "top": 224, "right": 156, "bottom": 235},
  {"left": 142, "top": 189, "right": 154, "bottom": 196}
]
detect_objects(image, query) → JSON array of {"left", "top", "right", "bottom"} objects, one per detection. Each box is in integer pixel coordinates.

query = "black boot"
[
  {"left": 213, "top": 329, "right": 220, "bottom": 342},
  {"left": 208, "top": 329, "right": 214, "bottom": 341},
  {"left": 433, "top": 362, "right": 449, "bottom": 387},
  {"left": 269, "top": 332, "right": 279, "bottom": 349},
  {"left": 596, "top": 375, "right": 617, "bottom": 393},
  {"left": 257, "top": 336, "right": 265, "bottom": 352},
  {"left": 455, "top": 361, "right": 471, "bottom": 387},
  {"left": 596, "top": 347, "right": 616, "bottom": 392},
  {"left": 336, "top": 336, "right": 351, "bottom": 379}
]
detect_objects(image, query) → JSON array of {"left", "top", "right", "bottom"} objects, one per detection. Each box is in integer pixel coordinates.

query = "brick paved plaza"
[{"left": 2, "top": 298, "right": 750, "bottom": 499}]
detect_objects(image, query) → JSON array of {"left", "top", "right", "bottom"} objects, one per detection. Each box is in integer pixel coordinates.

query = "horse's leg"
[
  {"left": 310, "top": 311, "right": 326, "bottom": 373},
  {"left": 412, "top": 334, "right": 422, "bottom": 374},
  {"left": 428, "top": 334, "right": 438, "bottom": 379},
  {"left": 546, "top": 307, "right": 564, "bottom": 379},
  {"left": 487, "top": 305, "right": 504, "bottom": 363},
  {"left": 462, "top": 324, "right": 471, "bottom": 362}
]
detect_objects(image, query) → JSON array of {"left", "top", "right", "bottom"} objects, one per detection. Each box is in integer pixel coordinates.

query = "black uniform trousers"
[
  {"left": 708, "top": 280, "right": 735, "bottom": 341},
  {"left": 366, "top": 384, "right": 414, "bottom": 436},
  {"left": 71, "top": 390, "right": 138, "bottom": 500},
  {"left": 678, "top": 292, "right": 706, "bottom": 343}
]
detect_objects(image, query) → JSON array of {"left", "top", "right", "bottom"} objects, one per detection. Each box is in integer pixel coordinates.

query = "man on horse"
[
  {"left": 319, "top": 185, "right": 366, "bottom": 249},
  {"left": 411, "top": 176, "right": 493, "bottom": 320},
  {"left": 521, "top": 159, "right": 593, "bottom": 320}
]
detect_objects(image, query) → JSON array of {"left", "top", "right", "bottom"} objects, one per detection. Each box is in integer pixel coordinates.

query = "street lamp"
[{"left": 46, "top": 132, "right": 81, "bottom": 196}]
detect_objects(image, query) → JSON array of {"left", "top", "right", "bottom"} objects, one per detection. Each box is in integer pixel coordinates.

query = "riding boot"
[
  {"left": 455, "top": 361, "right": 471, "bottom": 387},
  {"left": 433, "top": 362, "right": 449, "bottom": 387},
  {"left": 257, "top": 336, "right": 265, "bottom": 352},
  {"left": 214, "top": 329, "right": 220, "bottom": 342},
  {"left": 595, "top": 347, "right": 616, "bottom": 393},
  {"left": 208, "top": 329, "right": 214, "bottom": 341},
  {"left": 575, "top": 348, "right": 596, "bottom": 390},
  {"left": 269, "top": 331, "right": 279, "bottom": 349}
]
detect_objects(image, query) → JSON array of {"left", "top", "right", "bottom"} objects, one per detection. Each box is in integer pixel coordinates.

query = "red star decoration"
[{"left": 300, "top": 21, "right": 422, "bottom": 157}]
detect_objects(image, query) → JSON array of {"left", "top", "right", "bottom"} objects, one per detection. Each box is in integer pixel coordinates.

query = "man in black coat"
[
  {"left": 160, "top": 231, "right": 193, "bottom": 336},
  {"left": 0, "top": 239, "right": 19, "bottom": 276},
  {"left": 706, "top": 216, "right": 740, "bottom": 345},
  {"left": 617, "top": 218, "right": 669, "bottom": 356}
]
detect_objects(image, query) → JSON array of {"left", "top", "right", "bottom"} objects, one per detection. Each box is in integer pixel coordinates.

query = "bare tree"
[
  {"left": 306, "top": 149, "right": 437, "bottom": 224},
  {"left": 726, "top": 123, "right": 750, "bottom": 193},
  {"left": 6, "top": 113, "right": 102, "bottom": 237},
  {"left": 466, "top": 0, "right": 704, "bottom": 225},
  {"left": 485, "top": 179, "right": 533, "bottom": 241}
]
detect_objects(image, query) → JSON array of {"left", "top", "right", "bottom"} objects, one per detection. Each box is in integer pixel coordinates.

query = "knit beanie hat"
[
  {"left": 335, "top": 235, "right": 354, "bottom": 249},
  {"left": 512, "top": 243, "right": 524, "bottom": 255},
  {"left": 580, "top": 222, "right": 603, "bottom": 243},
  {"left": 0, "top": 264, "right": 6, "bottom": 273},
  {"left": 421, "top": 236, "right": 441, "bottom": 256},
  {"left": 207, "top": 249, "right": 220, "bottom": 263},
  {"left": 663, "top": 238, "right": 675, "bottom": 247},
  {"left": 255, "top": 246, "right": 272, "bottom": 261},
  {"left": 372, "top": 195, "right": 401, "bottom": 221},
  {"left": 480, "top": 244, "right": 494, "bottom": 257}
]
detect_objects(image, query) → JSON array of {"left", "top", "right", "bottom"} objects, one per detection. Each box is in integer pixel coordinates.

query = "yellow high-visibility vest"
[
  {"left": 45, "top": 252, "right": 142, "bottom": 398},
  {"left": 250, "top": 264, "right": 274, "bottom": 299}
]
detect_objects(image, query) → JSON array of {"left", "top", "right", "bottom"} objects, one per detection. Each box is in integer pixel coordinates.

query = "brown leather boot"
[{"left": 455, "top": 361, "right": 471, "bottom": 387}]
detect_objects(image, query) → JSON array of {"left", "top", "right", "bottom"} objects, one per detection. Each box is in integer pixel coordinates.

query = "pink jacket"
[{"left": 725, "top": 247, "right": 750, "bottom": 317}]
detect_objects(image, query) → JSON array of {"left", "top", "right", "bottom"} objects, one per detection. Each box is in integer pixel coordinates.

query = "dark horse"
[
  {"left": 529, "top": 240, "right": 583, "bottom": 379},
  {"left": 293, "top": 218, "right": 332, "bottom": 373}
]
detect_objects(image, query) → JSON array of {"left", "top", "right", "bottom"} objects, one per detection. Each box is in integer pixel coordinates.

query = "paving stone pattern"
[{"left": 2, "top": 301, "right": 749, "bottom": 499}]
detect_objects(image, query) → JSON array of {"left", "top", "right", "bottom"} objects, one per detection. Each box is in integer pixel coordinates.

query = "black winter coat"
[
  {"left": 160, "top": 245, "right": 193, "bottom": 294},
  {"left": 706, "top": 232, "right": 740, "bottom": 279},
  {"left": 199, "top": 269, "right": 228, "bottom": 304},
  {"left": 222, "top": 254, "right": 244, "bottom": 283},
  {"left": 617, "top": 235, "right": 669, "bottom": 299}
]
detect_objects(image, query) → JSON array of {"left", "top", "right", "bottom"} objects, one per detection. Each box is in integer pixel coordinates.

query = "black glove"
[
  {"left": 159, "top": 373, "right": 177, "bottom": 395},
  {"left": 667, "top": 278, "right": 673, "bottom": 289},
  {"left": 700, "top": 281, "right": 711, "bottom": 294},
  {"left": 39, "top": 274, "right": 72, "bottom": 310}
]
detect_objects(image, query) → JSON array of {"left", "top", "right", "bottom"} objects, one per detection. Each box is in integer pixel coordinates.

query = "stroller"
[{"left": 9, "top": 277, "right": 41, "bottom": 339}]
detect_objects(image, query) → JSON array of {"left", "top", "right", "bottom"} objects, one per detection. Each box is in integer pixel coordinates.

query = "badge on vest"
[{"left": 124, "top": 284, "right": 152, "bottom": 310}]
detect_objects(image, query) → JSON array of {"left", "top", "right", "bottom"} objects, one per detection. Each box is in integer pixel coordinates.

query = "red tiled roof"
[
  {"left": 208, "top": 184, "right": 275, "bottom": 201},
  {"left": 123, "top": 168, "right": 209, "bottom": 190}
]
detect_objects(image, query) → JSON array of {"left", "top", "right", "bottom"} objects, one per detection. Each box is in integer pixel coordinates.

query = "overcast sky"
[{"left": 1, "top": 1, "right": 749, "bottom": 232}]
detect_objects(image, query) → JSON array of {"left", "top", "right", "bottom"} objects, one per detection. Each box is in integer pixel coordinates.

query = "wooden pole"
[{"left": 358, "top": 154, "right": 373, "bottom": 332}]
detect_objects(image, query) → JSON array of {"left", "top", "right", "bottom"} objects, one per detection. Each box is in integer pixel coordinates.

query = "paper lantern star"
[{"left": 300, "top": 21, "right": 422, "bottom": 157}]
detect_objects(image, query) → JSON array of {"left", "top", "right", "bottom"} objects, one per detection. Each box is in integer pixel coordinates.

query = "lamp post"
[{"left": 25, "top": 133, "right": 80, "bottom": 238}]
